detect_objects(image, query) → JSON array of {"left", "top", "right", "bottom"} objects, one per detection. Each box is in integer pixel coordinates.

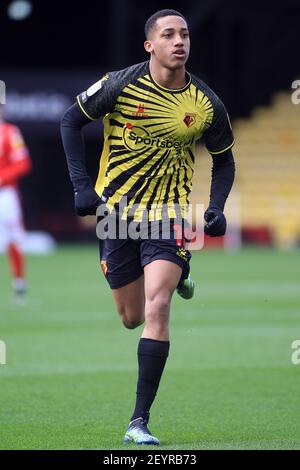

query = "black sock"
[{"left": 131, "top": 338, "right": 170, "bottom": 422}]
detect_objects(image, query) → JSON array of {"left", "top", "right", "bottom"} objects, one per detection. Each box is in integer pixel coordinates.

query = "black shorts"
[{"left": 98, "top": 218, "right": 192, "bottom": 289}]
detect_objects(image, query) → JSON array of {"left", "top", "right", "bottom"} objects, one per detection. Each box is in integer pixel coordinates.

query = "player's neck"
[{"left": 149, "top": 61, "right": 186, "bottom": 90}]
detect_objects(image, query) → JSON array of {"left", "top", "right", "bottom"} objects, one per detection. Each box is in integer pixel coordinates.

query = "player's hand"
[
  {"left": 73, "top": 176, "right": 101, "bottom": 216},
  {"left": 204, "top": 207, "right": 227, "bottom": 237}
]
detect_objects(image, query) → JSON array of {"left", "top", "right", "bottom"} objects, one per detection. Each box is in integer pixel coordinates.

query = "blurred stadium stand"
[
  {"left": 0, "top": 0, "right": 299, "bottom": 247},
  {"left": 235, "top": 90, "right": 300, "bottom": 248}
]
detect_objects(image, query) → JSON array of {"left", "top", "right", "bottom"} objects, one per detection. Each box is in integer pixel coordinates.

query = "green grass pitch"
[{"left": 0, "top": 246, "right": 300, "bottom": 450}]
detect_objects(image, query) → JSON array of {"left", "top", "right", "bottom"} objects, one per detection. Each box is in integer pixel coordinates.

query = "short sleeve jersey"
[
  {"left": 77, "top": 61, "right": 234, "bottom": 220},
  {"left": 0, "top": 123, "right": 30, "bottom": 188}
]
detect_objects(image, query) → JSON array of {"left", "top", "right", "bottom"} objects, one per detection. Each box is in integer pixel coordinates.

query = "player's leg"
[
  {"left": 0, "top": 187, "right": 27, "bottom": 299},
  {"left": 111, "top": 275, "right": 145, "bottom": 329},
  {"left": 142, "top": 259, "right": 181, "bottom": 340},
  {"left": 124, "top": 216, "right": 194, "bottom": 444},
  {"left": 99, "top": 236, "right": 145, "bottom": 329},
  {"left": 124, "top": 259, "right": 181, "bottom": 445},
  {"left": 134, "top": 259, "right": 181, "bottom": 414},
  {"left": 7, "top": 241, "right": 27, "bottom": 295}
]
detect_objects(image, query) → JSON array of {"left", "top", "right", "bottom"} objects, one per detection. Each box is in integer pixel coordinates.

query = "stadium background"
[{"left": 0, "top": 0, "right": 300, "bottom": 450}]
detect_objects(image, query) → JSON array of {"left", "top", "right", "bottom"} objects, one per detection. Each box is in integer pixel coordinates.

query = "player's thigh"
[
  {"left": 140, "top": 226, "right": 190, "bottom": 303},
  {"left": 0, "top": 187, "right": 22, "bottom": 220},
  {"left": 0, "top": 187, "right": 24, "bottom": 246},
  {"left": 143, "top": 259, "right": 182, "bottom": 304},
  {"left": 98, "top": 237, "right": 144, "bottom": 319}
]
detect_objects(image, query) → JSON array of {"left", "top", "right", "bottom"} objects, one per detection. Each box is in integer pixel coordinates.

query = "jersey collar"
[{"left": 147, "top": 62, "right": 191, "bottom": 94}]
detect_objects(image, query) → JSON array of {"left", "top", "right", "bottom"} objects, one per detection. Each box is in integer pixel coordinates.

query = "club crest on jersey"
[{"left": 183, "top": 112, "right": 196, "bottom": 128}]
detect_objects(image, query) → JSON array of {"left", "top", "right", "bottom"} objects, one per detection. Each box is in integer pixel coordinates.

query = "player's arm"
[
  {"left": 204, "top": 148, "right": 235, "bottom": 237},
  {"left": 60, "top": 74, "right": 115, "bottom": 216},
  {"left": 203, "top": 98, "right": 235, "bottom": 237},
  {"left": 60, "top": 102, "right": 101, "bottom": 216},
  {"left": 0, "top": 126, "right": 31, "bottom": 186}
]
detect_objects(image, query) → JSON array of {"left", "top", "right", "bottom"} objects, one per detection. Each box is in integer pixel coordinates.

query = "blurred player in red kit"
[{"left": 0, "top": 105, "right": 31, "bottom": 299}]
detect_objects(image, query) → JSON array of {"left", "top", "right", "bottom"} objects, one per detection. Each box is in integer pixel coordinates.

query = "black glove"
[
  {"left": 204, "top": 207, "right": 227, "bottom": 237},
  {"left": 72, "top": 176, "right": 101, "bottom": 216}
]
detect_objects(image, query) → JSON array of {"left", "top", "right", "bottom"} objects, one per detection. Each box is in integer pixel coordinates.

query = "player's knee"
[
  {"left": 122, "top": 316, "right": 143, "bottom": 330},
  {"left": 117, "top": 304, "right": 143, "bottom": 329},
  {"left": 146, "top": 293, "right": 171, "bottom": 315},
  {"left": 145, "top": 295, "right": 170, "bottom": 328}
]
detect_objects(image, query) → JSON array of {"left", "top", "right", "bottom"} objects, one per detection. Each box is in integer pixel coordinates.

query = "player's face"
[{"left": 145, "top": 16, "right": 190, "bottom": 70}]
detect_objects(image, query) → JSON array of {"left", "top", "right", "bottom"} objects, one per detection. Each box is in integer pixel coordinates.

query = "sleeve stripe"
[
  {"left": 76, "top": 96, "right": 96, "bottom": 121},
  {"left": 208, "top": 139, "right": 235, "bottom": 155}
]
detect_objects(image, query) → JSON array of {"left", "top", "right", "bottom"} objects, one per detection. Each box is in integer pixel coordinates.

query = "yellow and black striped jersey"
[{"left": 77, "top": 61, "right": 234, "bottom": 220}]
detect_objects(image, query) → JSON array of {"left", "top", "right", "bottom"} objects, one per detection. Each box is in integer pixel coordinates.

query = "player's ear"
[{"left": 144, "top": 40, "right": 153, "bottom": 53}]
